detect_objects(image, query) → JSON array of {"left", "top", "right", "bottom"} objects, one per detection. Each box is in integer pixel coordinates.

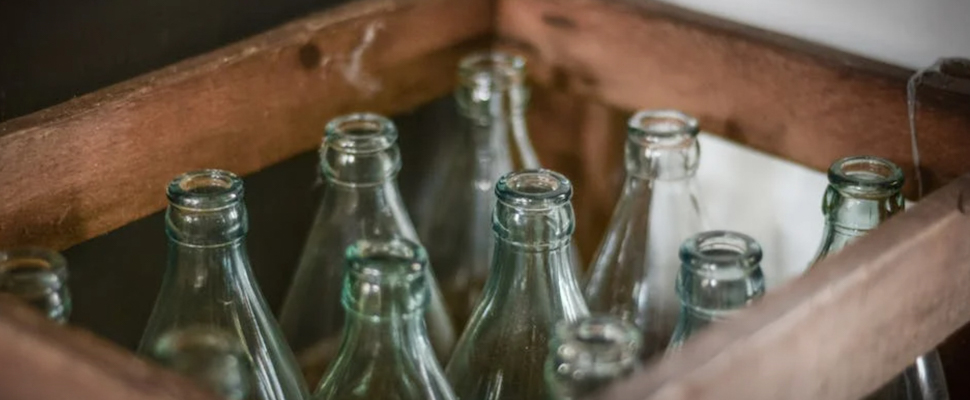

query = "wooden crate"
[{"left": 0, "top": 0, "right": 969, "bottom": 398}]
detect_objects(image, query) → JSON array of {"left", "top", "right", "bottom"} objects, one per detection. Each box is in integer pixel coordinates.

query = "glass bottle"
[
  {"left": 446, "top": 169, "right": 589, "bottom": 399},
  {"left": 415, "top": 50, "right": 536, "bottom": 331},
  {"left": 314, "top": 238, "right": 457, "bottom": 400},
  {"left": 138, "top": 169, "right": 309, "bottom": 400},
  {"left": 584, "top": 110, "right": 705, "bottom": 358},
  {"left": 809, "top": 156, "right": 949, "bottom": 400},
  {"left": 149, "top": 326, "right": 252, "bottom": 400},
  {"left": 668, "top": 230, "right": 765, "bottom": 349},
  {"left": 0, "top": 248, "right": 71, "bottom": 323},
  {"left": 546, "top": 315, "right": 642, "bottom": 400},
  {"left": 416, "top": 51, "right": 567, "bottom": 330},
  {"left": 279, "top": 113, "right": 455, "bottom": 384}
]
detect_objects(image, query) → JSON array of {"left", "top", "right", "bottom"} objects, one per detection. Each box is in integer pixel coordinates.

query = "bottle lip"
[
  {"left": 151, "top": 325, "right": 245, "bottom": 360},
  {"left": 323, "top": 113, "right": 399, "bottom": 155},
  {"left": 628, "top": 110, "right": 700, "bottom": 146},
  {"left": 495, "top": 169, "right": 572, "bottom": 209},
  {"left": 167, "top": 169, "right": 244, "bottom": 211},
  {"left": 680, "top": 230, "right": 763, "bottom": 270},
  {"left": 552, "top": 314, "right": 642, "bottom": 368},
  {"left": 458, "top": 50, "right": 527, "bottom": 93},
  {"left": 827, "top": 156, "right": 904, "bottom": 196},
  {"left": 0, "top": 247, "right": 68, "bottom": 284},
  {"left": 345, "top": 238, "right": 427, "bottom": 284}
]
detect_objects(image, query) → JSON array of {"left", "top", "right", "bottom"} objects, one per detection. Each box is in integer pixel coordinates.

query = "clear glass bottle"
[
  {"left": 668, "top": 230, "right": 765, "bottom": 349},
  {"left": 279, "top": 113, "right": 455, "bottom": 384},
  {"left": 809, "top": 156, "right": 949, "bottom": 400},
  {"left": 314, "top": 238, "right": 457, "bottom": 400},
  {"left": 138, "top": 169, "right": 308, "bottom": 400},
  {"left": 149, "top": 326, "right": 252, "bottom": 400},
  {"left": 546, "top": 315, "right": 642, "bottom": 400},
  {"left": 584, "top": 110, "right": 705, "bottom": 358},
  {"left": 445, "top": 169, "right": 589, "bottom": 399},
  {"left": 417, "top": 51, "right": 569, "bottom": 329},
  {"left": 0, "top": 248, "right": 71, "bottom": 323}
]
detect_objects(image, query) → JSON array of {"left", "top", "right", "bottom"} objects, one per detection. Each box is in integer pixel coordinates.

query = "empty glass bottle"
[
  {"left": 546, "top": 315, "right": 642, "bottom": 400},
  {"left": 584, "top": 110, "right": 705, "bottom": 358},
  {"left": 417, "top": 51, "right": 562, "bottom": 329},
  {"left": 0, "top": 248, "right": 71, "bottom": 323},
  {"left": 138, "top": 169, "right": 308, "bottom": 400},
  {"left": 668, "top": 230, "right": 765, "bottom": 349},
  {"left": 446, "top": 169, "right": 589, "bottom": 400},
  {"left": 149, "top": 326, "right": 252, "bottom": 400},
  {"left": 809, "top": 156, "right": 948, "bottom": 400},
  {"left": 279, "top": 113, "right": 455, "bottom": 384},
  {"left": 314, "top": 238, "right": 457, "bottom": 400}
]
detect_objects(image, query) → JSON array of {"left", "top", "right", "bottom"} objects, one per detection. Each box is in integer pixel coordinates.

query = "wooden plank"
[
  {"left": 591, "top": 173, "right": 970, "bottom": 400},
  {"left": 0, "top": 0, "right": 491, "bottom": 250},
  {"left": 0, "top": 295, "right": 221, "bottom": 400},
  {"left": 496, "top": 0, "right": 970, "bottom": 199}
]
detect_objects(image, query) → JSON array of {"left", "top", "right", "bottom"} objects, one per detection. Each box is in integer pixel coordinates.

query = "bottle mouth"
[
  {"left": 552, "top": 315, "right": 642, "bottom": 368},
  {"left": 151, "top": 326, "right": 246, "bottom": 360},
  {"left": 323, "top": 113, "right": 398, "bottom": 155},
  {"left": 628, "top": 110, "right": 700, "bottom": 147},
  {"left": 827, "top": 156, "right": 904, "bottom": 197},
  {"left": 343, "top": 238, "right": 428, "bottom": 315},
  {"left": 345, "top": 238, "right": 427, "bottom": 278},
  {"left": 680, "top": 230, "right": 762, "bottom": 272},
  {"left": 167, "top": 170, "right": 244, "bottom": 210},
  {"left": 0, "top": 248, "right": 68, "bottom": 290},
  {"left": 495, "top": 169, "right": 572, "bottom": 209},
  {"left": 458, "top": 51, "right": 527, "bottom": 94}
]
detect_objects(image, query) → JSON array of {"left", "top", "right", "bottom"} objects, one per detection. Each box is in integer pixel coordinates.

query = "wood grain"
[
  {"left": 591, "top": 173, "right": 970, "bottom": 400},
  {"left": 0, "top": 295, "right": 221, "bottom": 400},
  {"left": 497, "top": 0, "right": 970, "bottom": 199},
  {"left": 0, "top": 0, "right": 491, "bottom": 249}
]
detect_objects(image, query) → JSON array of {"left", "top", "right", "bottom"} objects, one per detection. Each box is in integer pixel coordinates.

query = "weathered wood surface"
[
  {"left": 497, "top": 0, "right": 970, "bottom": 199},
  {"left": 0, "top": 295, "right": 221, "bottom": 400},
  {"left": 0, "top": 0, "right": 491, "bottom": 250},
  {"left": 591, "top": 173, "right": 970, "bottom": 400}
]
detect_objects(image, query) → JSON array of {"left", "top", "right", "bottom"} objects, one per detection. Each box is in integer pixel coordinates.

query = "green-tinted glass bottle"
[
  {"left": 0, "top": 248, "right": 71, "bottom": 323},
  {"left": 279, "top": 113, "right": 455, "bottom": 384},
  {"left": 416, "top": 51, "right": 582, "bottom": 329},
  {"left": 313, "top": 238, "right": 456, "bottom": 400},
  {"left": 149, "top": 326, "right": 252, "bottom": 400},
  {"left": 809, "top": 156, "right": 948, "bottom": 400},
  {"left": 583, "top": 110, "right": 705, "bottom": 358},
  {"left": 446, "top": 169, "right": 589, "bottom": 400},
  {"left": 546, "top": 315, "right": 642, "bottom": 400},
  {"left": 138, "top": 169, "right": 308, "bottom": 400},
  {"left": 668, "top": 230, "right": 765, "bottom": 349}
]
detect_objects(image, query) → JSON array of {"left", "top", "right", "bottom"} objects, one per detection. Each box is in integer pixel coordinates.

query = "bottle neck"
[
  {"left": 812, "top": 186, "right": 904, "bottom": 262},
  {"left": 0, "top": 249, "right": 70, "bottom": 323},
  {"left": 322, "top": 179, "right": 416, "bottom": 237},
  {"left": 458, "top": 78, "right": 540, "bottom": 170},
  {"left": 625, "top": 136, "right": 699, "bottom": 182}
]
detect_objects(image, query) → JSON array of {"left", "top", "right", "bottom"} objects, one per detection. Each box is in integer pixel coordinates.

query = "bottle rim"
[
  {"left": 323, "top": 113, "right": 399, "bottom": 155},
  {"left": 628, "top": 110, "right": 700, "bottom": 146},
  {"left": 151, "top": 325, "right": 246, "bottom": 361},
  {"left": 827, "top": 156, "right": 904, "bottom": 196},
  {"left": 458, "top": 51, "right": 527, "bottom": 92},
  {"left": 167, "top": 169, "right": 244, "bottom": 211},
  {"left": 0, "top": 247, "right": 68, "bottom": 288},
  {"left": 552, "top": 314, "right": 642, "bottom": 369},
  {"left": 345, "top": 237, "right": 428, "bottom": 278},
  {"left": 495, "top": 169, "right": 572, "bottom": 209},
  {"left": 680, "top": 230, "right": 763, "bottom": 270}
]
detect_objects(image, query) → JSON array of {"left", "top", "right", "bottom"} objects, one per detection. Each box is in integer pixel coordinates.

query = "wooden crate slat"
[
  {"left": 497, "top": 0, "right": 970, "bottom": 199},
  {"left": 592, "top": 172, "right": 970, "bottom": 400},
  {"left": 0, "top": 0, "right": 491, "bottom": 250},
  {"left": 0, "top": 295, "right": 222, "bottom": 400}
]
